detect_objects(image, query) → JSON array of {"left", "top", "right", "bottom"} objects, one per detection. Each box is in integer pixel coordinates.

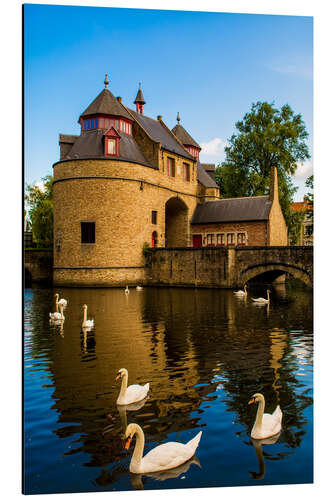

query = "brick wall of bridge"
[{"left": 25, "top": 250, "right": 53, "bottom": 283}]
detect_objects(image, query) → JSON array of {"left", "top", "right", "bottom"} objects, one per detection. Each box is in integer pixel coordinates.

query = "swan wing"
[
  {"left": 123, "top": 383, "right": 149, "bottom": 404},
  {"left": 261, "top": 410, "right": 282, "bottom": 436},
  {"left": 141, "top": 441, "right": 196, "bottom": 473}
]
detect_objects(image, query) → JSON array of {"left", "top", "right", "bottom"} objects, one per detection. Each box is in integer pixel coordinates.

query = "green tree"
[
  {"left": 25, "top": 174, "right": 54, "bottom": 248},
  {"left": 215, "top": 101, "right": 310, "bottom": 233}
]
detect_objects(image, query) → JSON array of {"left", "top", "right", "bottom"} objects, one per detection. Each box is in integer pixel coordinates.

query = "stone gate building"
[{"left": 53, "top": 77, "right": 287, "bottom": 286}]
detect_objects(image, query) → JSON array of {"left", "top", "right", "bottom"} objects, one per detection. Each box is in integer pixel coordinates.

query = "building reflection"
[{"left": 25, "top": 284, "right": 313, "bottom": 488}]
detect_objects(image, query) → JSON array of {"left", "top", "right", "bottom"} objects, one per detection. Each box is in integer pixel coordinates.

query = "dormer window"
[{"left": 104, "top": 127, "right": 120, "bottom": 157}]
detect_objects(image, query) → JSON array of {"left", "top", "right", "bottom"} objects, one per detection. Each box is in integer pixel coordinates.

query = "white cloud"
[
  {"left": 293, "top": 160, "right": 313, "bottom": 180},
  {"left": 200, "top": 138, "right": 227, "bottom": 156},
  {"left": 35, "top": 181, "right": 46, "bottom": 192}
]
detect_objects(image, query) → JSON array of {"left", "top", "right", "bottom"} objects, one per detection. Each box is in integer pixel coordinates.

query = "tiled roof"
[
  {"left": 197, "top": 163, "right": 219, "bottom": 188},
  {"left": 191, "top": 196, "right": 272, "bottom": 224},
  {"left": 64, "top": 129, "right": 154, "bottom": 167},
  {"left": 291, "top": 200, "right": 313, "bottom": 212},
  {"left": 80, "top": 89, "right": 132, "bottom": 120},
  {"left": 171, "top": 124, "right": 200, "bottom": 148},
  {"left": 127, "top": 108, "right": 194, "bottom": 160}
]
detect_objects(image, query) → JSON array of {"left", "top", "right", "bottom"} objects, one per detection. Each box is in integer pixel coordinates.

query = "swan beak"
[
  {"left": 116, "top": 373, "right": 121, "bottom": 381},
  {"left": 248, "top": 398, "right": 255, "bottom": 405},
  {"left": 124, "top": 436, "right": 132, "bottom": 450}
]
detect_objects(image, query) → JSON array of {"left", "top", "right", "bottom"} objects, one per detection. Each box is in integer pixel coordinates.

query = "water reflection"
[
  {"left": 130, "top": 456, "right": 201, "bottom": 490},
  {"left": 24, "top": 284, "right": 313, "bottom": 493},
  {"left": 249, "top": 433, "right": 280, "bottom": 480}
]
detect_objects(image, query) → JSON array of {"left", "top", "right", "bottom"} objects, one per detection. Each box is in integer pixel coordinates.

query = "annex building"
[{"left": 53, "top": 76, "right": 287, "bottom": 286}]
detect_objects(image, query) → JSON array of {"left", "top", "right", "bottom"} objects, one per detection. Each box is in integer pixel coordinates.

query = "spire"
[
  {"left": 104, "top": 74, "right": 109, "bottom": 89},
  {"left": 134, "top": 83, "right": 146, "bottom": 114},
  {"left": 177, "top": 112, "right": 180, "bottom": 124}
]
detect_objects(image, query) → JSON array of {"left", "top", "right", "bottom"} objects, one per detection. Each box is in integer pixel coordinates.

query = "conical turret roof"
[
  {"left": 80, "top": 88, "right": 132, "bottom": 120},
  {"left": 134, "top": 84, "right": 146, "bottom": 104},
  {"left": 172, "top": 115, "right": 200, "bottom": 148}
]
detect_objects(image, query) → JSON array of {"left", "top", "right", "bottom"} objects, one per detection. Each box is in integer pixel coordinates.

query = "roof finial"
[
  {"left": 104, "top": 74, "right": 109, "bottom": 89},
  {"left": 177, "top": 112, "right": 181, "bottom": 124},
  {"left": 139, "top": 81, "right": 141, "bottom": 89}
]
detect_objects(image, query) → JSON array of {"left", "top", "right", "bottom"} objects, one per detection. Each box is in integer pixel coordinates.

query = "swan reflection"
[
  {"left": 249, "top": 432, "right": 280, "bottom": 480},
  {"left": 130, "top": 455, "right": 201, "bottom": 490},
  {"left": 103, "top": 397, "right": 148, "bottom": 437}
]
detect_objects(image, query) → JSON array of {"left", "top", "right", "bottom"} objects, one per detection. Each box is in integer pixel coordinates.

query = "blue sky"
[{"left": 24, "top": 3, "right": 313, "bottom": 200}]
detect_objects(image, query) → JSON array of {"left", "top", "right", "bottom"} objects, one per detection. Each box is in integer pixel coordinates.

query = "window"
[
  {"left": 237, "top": 233, "right": 246, "bottom": 246},
  {"left": 206, "top": 234, "right": 215, "bottom": 246},
  {"left": 152, "top": 211, "right": 157, "bottom": 224},
  {"left": 100, "top": 118, "right": 105, "bottom": 129},
  {"left": 183, "top": 163, "right": 190, "bottom": 181},
  {"left": 107, "top": 138, "right": 116, "bottom": 155},
  {"left": 217, "top": 233, "right": 225, "bottom": 246},
  {"left": 227, "top": 233, "right": 235, "bottom": 246},
  {"left": 167, "top": 157, "right": 175, "bottom": 177},
  {"left": 81, "top": 222, "right": 95, "bottom": 244}
]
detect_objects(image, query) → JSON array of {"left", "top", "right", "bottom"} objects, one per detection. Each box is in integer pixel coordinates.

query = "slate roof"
[
  {"left": 64, "top": 129, "right": 153, "bottom": 167},
  {"left": 201, "top": 163, "right": 216, "bottom": 181},
  {"left": 127, "top": 108, "right": 194, "bottom": 160},
  {"left": 171, "top": 123, "right": 200, "bottom": 148},
  {"left": 80, "top": 89, "right": 132, "bottom": 120},
  {"left": 191, "top": 196, "right": 272, "bottom": 224},
  {"left": 59, "top": 134, "right": 79, "bottom": 144},
  {"left": 197, "top": 162, "right": 219, "bottom": 188}
]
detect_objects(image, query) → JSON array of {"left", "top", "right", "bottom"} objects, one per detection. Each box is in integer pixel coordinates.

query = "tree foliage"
[
  {"left": 25, "top": 175, "right": 54, "bottom": 248},
  {"left": 305, "top": 174, "right": 313, "bottom": 235},
  {"left": 214, "top": 101, "right": 310, "bottom": 233}
]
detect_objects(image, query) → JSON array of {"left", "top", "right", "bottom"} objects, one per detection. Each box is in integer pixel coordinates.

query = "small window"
[
  {"left": 107, "top": 138, "right": 116, "bottom": 155},
  {"left": 84, "top": 120, "right": 88, "bottom": 130},
  {"left": 183, "top": 163, "right": 190, "bottom": 181},
  {"left": 227, "top": 233, "right": 235, "bottom": 246},
  {"left": 105, "top": 118, "right": 110, "bottom": 129},
  {"left": 217, "top": 233, "right": 225, "bottom": 246},
  {"left": 152, "top": 210, "right": 157, "bottom": 224},
  {"left": 237, "top": 233, "right": 246, "bottom": 246},
  {"left": 167, "top": 157, "right": 175, "bottom": 177},
  {"left": 81, "top": 222, "right": 95, "bottom": 244},
  {"left": 100, "top": 118, "right": 104, "bottom": 129},
  {"left": 207, "top": 234, "right": 215, "bottom": 246}
]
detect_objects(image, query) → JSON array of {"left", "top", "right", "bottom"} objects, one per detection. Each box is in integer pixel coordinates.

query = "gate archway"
[{"left": 165, "top": 197, "right": 189, "bottom": 247}]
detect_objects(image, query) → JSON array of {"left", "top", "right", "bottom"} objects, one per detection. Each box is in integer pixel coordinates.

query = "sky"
[{"left": 24, "top": 3, "right": 313, "bottom": 200}]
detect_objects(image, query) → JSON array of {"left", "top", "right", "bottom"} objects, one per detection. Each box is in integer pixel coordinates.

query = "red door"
[{"left": 192, "top": 234, "right": 202, "bottom": 247}]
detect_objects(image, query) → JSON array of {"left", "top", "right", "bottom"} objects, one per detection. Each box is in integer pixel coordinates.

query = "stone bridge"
[
  {"left": 145, "top": 246, "right": 313, "bottom": 288},
  {"left": 24, "top": 249, "right": 53, "bottom": 285}
]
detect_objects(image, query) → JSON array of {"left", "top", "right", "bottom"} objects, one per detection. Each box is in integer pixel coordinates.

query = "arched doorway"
[
  {"left": 165, "top": 197, "right": 189, "bottom": 247},
  {"left": 152, "top": 231, "right": 158, "bottom": 248}
]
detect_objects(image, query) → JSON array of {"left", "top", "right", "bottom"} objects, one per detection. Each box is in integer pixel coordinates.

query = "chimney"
[{"left": 269, "top": 166, "right": 279, "bottom": 202}]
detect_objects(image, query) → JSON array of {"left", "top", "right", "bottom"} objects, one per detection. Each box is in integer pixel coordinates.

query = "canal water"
[{"left": 24, "top": 283, "right": 313, "bottom": 494}]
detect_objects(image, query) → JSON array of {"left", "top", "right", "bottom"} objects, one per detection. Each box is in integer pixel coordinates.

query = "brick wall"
[{"left": 190, "top": 220, "right": 268, "bottom": 247}]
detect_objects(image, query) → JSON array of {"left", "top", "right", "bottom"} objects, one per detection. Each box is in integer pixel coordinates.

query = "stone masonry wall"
[
  {"left": 190, "top": 220, "right": 268, "bottom": 246},
  {"left": 53, "top": 158, "right": 202, "bottom": 286}
]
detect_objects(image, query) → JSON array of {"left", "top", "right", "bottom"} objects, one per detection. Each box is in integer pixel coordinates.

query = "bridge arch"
[
  {"left": 165, "top": 196, "right": 189, "bottom": 247},
  {"left": 240, "top": 262, "right": 312, "bottom": 287}
]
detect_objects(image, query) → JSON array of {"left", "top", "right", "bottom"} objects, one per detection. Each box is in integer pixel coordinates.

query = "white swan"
[
  {"left": 234, "top": 284, "right": 247, "bottom": 296},
  {"left": 248, "top": 393, "right": 282, "bottom": 439},
  {"left": 116, "top": 368, "right": 149, "bottom": 405},
  {"left": 251, "top": 290, "right": 271, "bottom": 304},
  {"left": 82, "top": 304, "right": 94, "bottom": 329},
  {"left": 49, "top": 304, "right": 65, "bottom": 322},
  {"left": 124, "top": 423, "right": 202, "bottom": 474},
  {"left": 136, "top": 286, "right": 143, "bottom": 291},
  {"left": 125, "top": 286, "right": 130, "bottom": 294},
  {"left": 55, "top": 293, "right": 68, "bottom": 309}
]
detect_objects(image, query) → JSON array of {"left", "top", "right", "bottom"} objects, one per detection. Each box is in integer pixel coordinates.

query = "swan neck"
[
  {"left": 83, "top": 307, "right": 87, "bottom": 323},
  {"left": 131, "top": 426, "right": 145, "bottom": 471},
  {"left": 254, "top": 398, "right": 265, "bottom": 429},
  {"left": 119, "top": 371, "right": 128, "bottom": 397}
]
